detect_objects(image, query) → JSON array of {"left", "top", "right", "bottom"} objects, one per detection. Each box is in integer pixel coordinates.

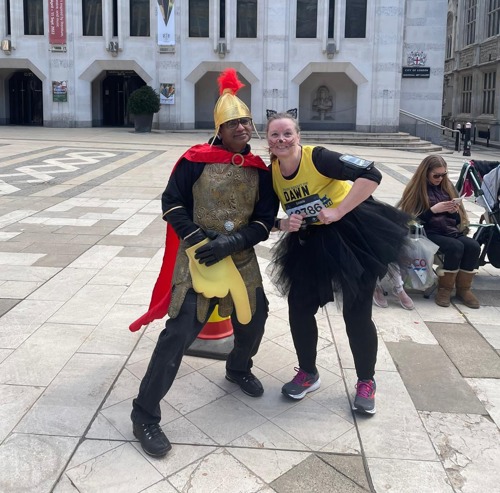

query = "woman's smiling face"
[{"left": 267, "top": 119, "right": 300, "bottom": 159}]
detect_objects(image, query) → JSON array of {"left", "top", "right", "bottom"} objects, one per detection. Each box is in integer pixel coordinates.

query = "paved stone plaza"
[{"left": 0, "top": 127, "right": 499, "bottom": 492}]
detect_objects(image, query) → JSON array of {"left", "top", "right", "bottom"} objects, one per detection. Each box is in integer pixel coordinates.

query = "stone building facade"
[
  {"left": 0, "top": 0, "right": 446, "bottom": 132},
  {"left": 443, "top": 0, "right": 500, "bottom": 141}
]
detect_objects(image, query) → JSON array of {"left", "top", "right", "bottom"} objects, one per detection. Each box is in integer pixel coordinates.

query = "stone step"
[
  {"left": 298, "top": 131, "right": 446, "bottom": 153},
  {"left": 174, "top": 129, "right": 448, "bottom": 153},
  {"left": 299, "top": 131, "right": 412, "bottom": 139},
  {"left": 303, "top": 138, "right": 427, "bottom": 146}
]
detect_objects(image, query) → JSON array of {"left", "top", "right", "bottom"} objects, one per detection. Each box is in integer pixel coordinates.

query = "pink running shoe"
[
  {"left": 393, "top": 286, "right": 414, "bottom": 310},
  {"left": 353, "top": 379, "right": 376, "bottom": 414},
  {"left": 373, "top": 285, "right": 388, "bottom": 308},
  {"left": 282, "top": 367, "right": 321, "bottom": 399}
]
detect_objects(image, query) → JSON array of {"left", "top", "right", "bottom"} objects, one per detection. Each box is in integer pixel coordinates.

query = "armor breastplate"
[{"left": 169, "top": 163, "right": 264, "bottom": 322}]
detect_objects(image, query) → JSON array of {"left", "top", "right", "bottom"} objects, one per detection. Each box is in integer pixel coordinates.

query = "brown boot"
[
  {"left": 455, "top": 269, "right": 480, "bottom": 309},
  {"left": 435, "top": 269, "right": 458, "bottom": 307}
]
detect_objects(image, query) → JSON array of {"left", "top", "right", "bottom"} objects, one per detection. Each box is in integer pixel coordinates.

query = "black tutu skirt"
[{"left": 267, "top": 197, "right": 411, "bottom": 308}]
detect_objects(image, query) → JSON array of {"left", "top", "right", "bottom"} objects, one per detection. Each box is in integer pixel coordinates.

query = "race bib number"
[{"left": 285, "top": 194, "right": 325, "bottom": 224}]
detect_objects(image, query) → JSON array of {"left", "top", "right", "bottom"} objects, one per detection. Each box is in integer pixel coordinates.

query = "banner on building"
[
  {"left": 49, "top": 0, "right": 66, "bottom": 44},
  {"left": 52, "top": 81, "right": 68, "bottom": 102},
  {"left": 157, "top": 0, "right": 175, "bottom": 45},
  {"left": 160, "top": 83, "right": 175, "bottom": 104}
]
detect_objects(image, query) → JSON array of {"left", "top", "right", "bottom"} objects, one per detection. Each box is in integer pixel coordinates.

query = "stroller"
[{"left": 456, "top": 160, "right": 500, "bottom": 268}]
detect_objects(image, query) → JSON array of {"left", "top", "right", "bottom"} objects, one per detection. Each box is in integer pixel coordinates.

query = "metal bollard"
[{"left": 463, "top": 122, "right": 472, "bottom": 156}]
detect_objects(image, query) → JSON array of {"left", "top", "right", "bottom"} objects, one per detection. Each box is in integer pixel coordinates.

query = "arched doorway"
[
  {"left": 9, "top": 71, "right": 43, "bottom": 125},
  {"left": 299, "top": 73, "right": 357, "bottom": 131},
  {"left": 194, "top": 71, "right": 251, "bottom": 129},
  {"left": 101, "top": 71, "right": 145, "bottom": 126}
]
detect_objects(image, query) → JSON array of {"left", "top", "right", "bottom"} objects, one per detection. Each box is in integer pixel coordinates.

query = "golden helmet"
[{"left": 213, "top": 68, "right": 252, "bottom": 138}]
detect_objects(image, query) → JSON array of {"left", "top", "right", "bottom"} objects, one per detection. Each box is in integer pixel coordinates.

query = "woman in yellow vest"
[{"left": 266, "top": 112, "right": 410, "bottom": 414}]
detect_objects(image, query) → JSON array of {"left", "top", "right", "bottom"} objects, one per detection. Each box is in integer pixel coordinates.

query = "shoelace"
[
  {"left": 291, "top": 367, "right": 308, "bottom": 384},
  {"left": 241, "top": 373, "right": 256, "bottom": 382},
  {"left": 143, "top": 423, "right": 163, "bottom": 440},
  {"left": 356, "top": 380, "right": 374, "bottom": 398}
]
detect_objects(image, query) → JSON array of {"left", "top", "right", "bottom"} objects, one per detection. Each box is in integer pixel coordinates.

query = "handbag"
[{"left": 403, "top": 224, "right": 440, "bottom": 291}]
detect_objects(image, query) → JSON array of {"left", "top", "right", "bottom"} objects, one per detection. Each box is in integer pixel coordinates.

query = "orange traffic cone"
[
  {"left": 185, "top": 305, "right": 234, "bottom": 360},
  {"left": 197, "top": 306, "right": 234, "bottom": 339}
]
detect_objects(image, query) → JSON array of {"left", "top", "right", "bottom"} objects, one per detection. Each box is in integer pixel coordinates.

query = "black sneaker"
[
  {"left": 133, "top": 423, "right": 172, "bottom": 457},
  {"left": 225, "top": 371, "right": 264, "bottom": 397}
]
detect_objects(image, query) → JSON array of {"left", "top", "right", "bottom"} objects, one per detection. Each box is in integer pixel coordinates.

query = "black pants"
[
  {"left": 426, "top": 233, "right": 480, "bottom": 271},
  {"left": 288, "top": 274, "right": 378, "bottom": 381},
  {"left": 131, "top": 288, "right": 268, "bottom": 424}
]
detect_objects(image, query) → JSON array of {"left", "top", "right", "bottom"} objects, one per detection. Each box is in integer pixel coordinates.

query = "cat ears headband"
[{"left": 266, "top": 108, "right": 298, "bottom": 119}]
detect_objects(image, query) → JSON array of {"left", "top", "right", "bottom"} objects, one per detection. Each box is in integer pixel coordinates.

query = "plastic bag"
[{"left": 403, "top": 225, "right": 440, "bottom": 291}]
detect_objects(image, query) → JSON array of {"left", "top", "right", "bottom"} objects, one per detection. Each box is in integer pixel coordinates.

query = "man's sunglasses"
[
  {"left": 431, "top": 172, "right": 447, "bottom": 179},
  {"left": 224, "top": 118, "right": 253, "bottom": 129}
]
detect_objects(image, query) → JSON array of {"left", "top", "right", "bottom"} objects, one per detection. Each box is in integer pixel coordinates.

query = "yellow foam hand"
[{"left": 186, "top": 239, "right": 252, "bottom": 324}]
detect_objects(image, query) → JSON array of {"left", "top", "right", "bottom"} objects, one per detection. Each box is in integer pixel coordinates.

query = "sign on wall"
[
  {"left": 402, "top": 50, "right": 430, "bottom": 78},
  {"left": 49, "top": 0, "right": 66, "bottom": 45},
  {"left": 157, "top": 0, "right": 175, "bottom": 46},
  {"left": 402, "top": 67, "right": 431, "bottom": 78},
  {"left": 160, "top": 83, "right": 175, "bottom": 104},
  {"left": 53, "top": 81, "right": 68, "bottom": 102}
]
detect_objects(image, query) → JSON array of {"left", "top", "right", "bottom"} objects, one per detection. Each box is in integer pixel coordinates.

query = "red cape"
[{"left": 129, "top": 144, "right": 268, "bottom": 332}]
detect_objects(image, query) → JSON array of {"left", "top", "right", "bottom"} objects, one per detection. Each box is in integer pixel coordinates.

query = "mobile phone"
[
  {"left": 452, "top": 196, "right": 464, "bottom": 203},
  {"left": 339, "top": 154, "right": 374, "bottom": 169}
]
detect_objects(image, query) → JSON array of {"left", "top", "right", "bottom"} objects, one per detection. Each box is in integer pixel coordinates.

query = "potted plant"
[{"left": 127, "top": 85, "right": 161, "bottom": 133}]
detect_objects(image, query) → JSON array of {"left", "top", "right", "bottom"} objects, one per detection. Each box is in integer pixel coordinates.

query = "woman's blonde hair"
[{"left": 397, "top": 154, "right": 469, "bottom": 229}]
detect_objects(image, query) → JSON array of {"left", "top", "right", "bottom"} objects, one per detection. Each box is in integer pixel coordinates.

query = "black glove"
[
  {"left": 194, "top": 232, "right": 246, "bottom": 266},
  {"left": 183, "top": 228, "right": 207, "bottom": 247}
]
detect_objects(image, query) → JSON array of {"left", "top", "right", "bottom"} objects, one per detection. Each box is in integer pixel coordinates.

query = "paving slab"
[
  {"left": 270, "top": 454, "right": 370, "bottom": 492},
  {"left": 0, "top": 298, "right": 20, "bottom": 316},
  {"left": 1, "top": 128, "right": 500, "bottom": 492},
  {"left": 427, "top": 321, "right": 500, "bottom": 378},
  {"left": 470, "top": 289, "right": 500, "bottom": 306},
  {"left": 386, "top": 341, "right": 486, "bottom": 414}
]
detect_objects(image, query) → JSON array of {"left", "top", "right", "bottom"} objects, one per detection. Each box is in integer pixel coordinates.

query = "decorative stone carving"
[
  {"left": 407, "top": 50, "right": 427, "bottom": 66},
  {"left": 312, "top": 86, "right": 334, "bottom": 121},
  {"left": 459, "top": 48, "right": 474, "bottom": 68},
  {"left": 479, "top": 39, "right": 498, "bottom": 64}
]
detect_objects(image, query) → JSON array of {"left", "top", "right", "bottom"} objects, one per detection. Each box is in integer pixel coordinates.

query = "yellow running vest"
[{"left": 272, "top": 146, "right": 351, "bottom": 225}]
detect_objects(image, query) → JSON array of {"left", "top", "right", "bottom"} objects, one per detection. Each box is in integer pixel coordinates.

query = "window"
[
  {"left": 345, "top": 0, "right": 367, "bottom": 38},
  {"left": 488, "top": 0, "right": 500, "bottom": 38},
  {"left": 189, "top": 0, "right": 209, "bottom": 37},
  {"left": 464, "top": 0, "right": 476, "bottom": 45},
  {"left": 328, "top": 0, "right": 335, "bottom": 38},
  {"left": 24, "top": 0, "right": 43, "bottom": 35},
  {"left": 113, "top": 0, "right": 118, "bottom": 37},
  {"left": 296, "top": 0, "right": 317, "bottom": 38},
  {"left": 482, "top": 72, "right": 496, "bottom": 114},
  {"left": 446, "top": 13, "right": 453, "bottom": 59},
  {"left": 130, "top": 0, "right": 150, "bottom": 37},
  {"left": 6, "top": 0, "right": 11, "bottom": 35},
  {"left": 461, "top": 75, "right": 473, "bottom": 113},
  {"left": 237, "top": 0, "right": 257, "bottom": 38},
  {"left": 83, "top": 0, "right": 103, "bottom": 36},
  {"left": 220, "top": 0, "right": 225, "bottom": 38}
]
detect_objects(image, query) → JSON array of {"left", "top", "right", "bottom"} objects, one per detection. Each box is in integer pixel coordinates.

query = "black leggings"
[
  {"left": 426, "top": 233, "right": 480, "bottom": 271},
  {"left": 288, "top": 274, "right": 378, "bottom": 381},
  {"left": 132, "top": 288, "right": 268, "bottom": 424}
]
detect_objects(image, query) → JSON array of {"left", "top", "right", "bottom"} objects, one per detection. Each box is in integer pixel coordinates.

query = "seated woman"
[{"left": 398, "top": 155, "right": 481, "bottom": 308}]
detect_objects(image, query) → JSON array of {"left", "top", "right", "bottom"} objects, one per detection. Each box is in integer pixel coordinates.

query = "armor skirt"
[{"left": 267, "top": 197, "right": 411, "bottom": 308}]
